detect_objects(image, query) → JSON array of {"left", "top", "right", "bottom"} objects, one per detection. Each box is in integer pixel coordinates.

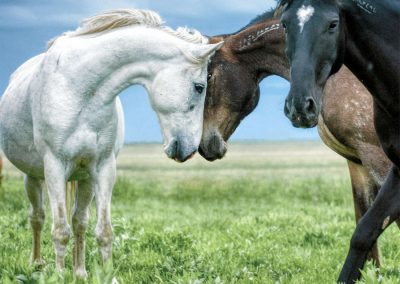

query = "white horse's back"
[{"left": 0, "top": 54, "right": 46, "bottom": 177}]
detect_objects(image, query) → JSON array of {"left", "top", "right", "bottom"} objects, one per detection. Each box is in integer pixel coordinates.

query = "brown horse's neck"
[{"left": 226, "top": 19, "right": 290, "bottom": 82}]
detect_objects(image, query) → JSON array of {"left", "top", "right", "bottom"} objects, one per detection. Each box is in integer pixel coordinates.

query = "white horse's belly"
[
  {"left": 1, "top": 101, "right": 123, "bottom": 181},
  {"left": 0, "top": 77, "right": 124, "bottom": 181}
]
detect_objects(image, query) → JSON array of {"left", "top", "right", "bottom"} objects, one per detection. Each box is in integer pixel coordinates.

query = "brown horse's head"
[
  {"left": 199, "top": 13, "right": 288, "bottom": 161},
  {"left": 199, "top": 36, "right": 261, "bottom": 161}
]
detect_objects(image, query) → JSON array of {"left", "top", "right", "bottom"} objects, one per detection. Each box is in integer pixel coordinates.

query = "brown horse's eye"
[{"left": 207, "top": 73, "right": 212, "bottom": 81}]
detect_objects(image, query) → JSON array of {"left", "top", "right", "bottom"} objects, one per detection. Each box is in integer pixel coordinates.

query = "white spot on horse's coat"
[
  {"left": 382, "top": 216, "right": 390, "bottom": 229},
  {"left": 297, "top": 5, "right": 315, "bottom": 33},
  {"left": 371, "top": 170, "right": 385, "bottom": 186}
]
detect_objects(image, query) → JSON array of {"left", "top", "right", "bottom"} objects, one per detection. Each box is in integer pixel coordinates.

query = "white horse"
[{"left": 0, "top": 9, "right": 222, "bottom": 278}]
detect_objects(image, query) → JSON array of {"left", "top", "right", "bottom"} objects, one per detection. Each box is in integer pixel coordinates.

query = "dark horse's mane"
[
  {"left": 238, "top": 8, "right": 276, "bottom": 32},
  {"left": 277, "top": 0, "right": 292, "bottom": 6},
  {"left": 247, "top": 9, "right": 276, "bottom": 25},
  {"left": 278, "top": 0, "right": 340, "bottom": 9}
]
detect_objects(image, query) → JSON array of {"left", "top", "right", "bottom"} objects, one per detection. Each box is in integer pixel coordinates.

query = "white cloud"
[{"left": 0, "top": 0, "right": 278, "bottom": 28}]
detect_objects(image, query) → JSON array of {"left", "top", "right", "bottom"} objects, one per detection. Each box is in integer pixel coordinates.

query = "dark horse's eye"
[
  {"left": 194, "top": 83, "right": 205, "bottom": 94},
  {"left": 328, "top": 21, "right": 338, "bottom": 31},
  {"left": 282, "top": 22, "right": 287, "bottom": 29},
  {"left": 207, "top": 73, "right": 212, "bottom": 81}
]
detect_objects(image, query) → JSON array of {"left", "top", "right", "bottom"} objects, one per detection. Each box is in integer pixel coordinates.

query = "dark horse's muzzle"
[{"left": 284, "top": 92, "right": 319, "bottom": 128}]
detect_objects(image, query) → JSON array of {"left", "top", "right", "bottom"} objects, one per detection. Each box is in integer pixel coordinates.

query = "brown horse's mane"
[
  {"left": 209, "top": 4, "right": 285, "bottom": 63},
  {"left": 225, "top": 6, "right": 284, "bottom": 54}
]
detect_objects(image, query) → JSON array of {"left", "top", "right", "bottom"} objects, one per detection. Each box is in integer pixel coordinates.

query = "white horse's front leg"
[
  {"left": 72, "top": 179, "right": 94, "bottom": 278},
  {"left": 24, "top": 175, "right": 45, "bottom": 266},
  {"left": 94, "top": 155, "right": 116, "bottom": 264},
  {"left": 44, "top": 153, "right": 70, "bottom": 270}
]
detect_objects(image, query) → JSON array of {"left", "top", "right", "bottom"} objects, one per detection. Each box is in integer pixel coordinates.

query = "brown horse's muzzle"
[{"left": 199, "top": 131, "right": 227, "bottom": 161}]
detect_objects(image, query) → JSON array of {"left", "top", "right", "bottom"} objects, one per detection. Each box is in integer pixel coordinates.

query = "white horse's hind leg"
[
  {"left": 72, "top": 179, "right": 94, "bottom": 278},
  {"left": 94, "top": 155, "right": 116, "bottom": 264},
  {"left": 44, "top": 153, "right": 71, "bottom": 270},
  {"left": 24, "top": 175, "right": 45, "bottom": 266}
]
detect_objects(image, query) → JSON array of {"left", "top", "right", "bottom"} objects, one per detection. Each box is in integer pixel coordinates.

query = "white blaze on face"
[{"left": 297, "top": 5, "right": 315, "bottom": 33}]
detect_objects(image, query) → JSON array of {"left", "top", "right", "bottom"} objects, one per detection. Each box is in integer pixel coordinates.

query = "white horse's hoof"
[{"left": 75, "top": 268, "right": 88, "bottom": 279}]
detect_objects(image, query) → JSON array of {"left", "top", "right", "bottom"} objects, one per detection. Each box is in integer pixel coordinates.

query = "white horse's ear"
[{"left": 192, "top": 41, "right": 224, "bottom": 61}]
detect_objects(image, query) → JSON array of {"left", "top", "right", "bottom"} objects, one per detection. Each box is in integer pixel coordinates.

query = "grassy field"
[{"left": 0, "top": 141, "right": 399, "bottom": 283}]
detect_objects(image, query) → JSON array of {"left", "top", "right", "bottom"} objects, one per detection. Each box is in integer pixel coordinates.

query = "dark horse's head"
[
  {"left": 280, "top": 0, "right": 345, "bottom": 128},
  {"left": 199, "top": 36, "right": 261, "bottom": 161}
]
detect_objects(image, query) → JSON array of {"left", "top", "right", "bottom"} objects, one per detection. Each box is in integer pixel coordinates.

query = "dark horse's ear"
[
  {"left": 329, "top": 15, "right": 346, "bottom": 75},
  {"left": 274, "top": 4, "right": 286, "bottom": 17},
  {"left": 277, "top": 0, "right": 292, "bottom": 10}
]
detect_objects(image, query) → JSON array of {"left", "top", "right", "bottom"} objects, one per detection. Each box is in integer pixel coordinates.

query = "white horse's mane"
[{"left": 48, "top": 9, "right": 208, "bottom": 48}]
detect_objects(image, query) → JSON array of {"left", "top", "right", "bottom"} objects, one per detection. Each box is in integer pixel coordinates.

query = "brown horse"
[{"left": 199, "top": 10, "right": 395, "bottom": 266}]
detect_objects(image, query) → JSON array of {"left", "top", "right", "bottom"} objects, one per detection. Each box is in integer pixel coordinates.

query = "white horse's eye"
[{"left": 194, "top": 83, "right": 205, "bottom": 94}]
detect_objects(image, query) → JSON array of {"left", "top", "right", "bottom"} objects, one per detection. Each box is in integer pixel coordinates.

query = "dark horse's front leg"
[{"left": 338, "top": 166, "right": 400, "bottom": 283}]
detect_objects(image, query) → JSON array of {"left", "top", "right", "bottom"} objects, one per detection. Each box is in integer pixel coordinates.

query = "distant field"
[{"left": 0, "top": 141, "right": 399, "bottom": 283}]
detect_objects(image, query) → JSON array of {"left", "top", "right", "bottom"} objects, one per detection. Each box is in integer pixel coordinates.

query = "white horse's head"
[
  {"left": 53, "top": 9, "right": 223, "bottom": 162},
  {"left": 149, "top": 41, "right": 223, "bottom": 162}
]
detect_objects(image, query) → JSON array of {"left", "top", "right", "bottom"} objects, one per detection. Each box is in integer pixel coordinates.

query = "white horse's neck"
[{"left": 50, "top": 26, "right": 187, "bottom": 103}]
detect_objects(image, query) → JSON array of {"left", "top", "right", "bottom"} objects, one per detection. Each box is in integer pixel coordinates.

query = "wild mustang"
[
  {"left": 0, "top": 9, "right": 222, "bottom": 278},
  {"left": 200, "top": 9, "right": 396, "bottom": 271},
  {"left": 279, "top": 0, "right": 399, "bottom": 281}
]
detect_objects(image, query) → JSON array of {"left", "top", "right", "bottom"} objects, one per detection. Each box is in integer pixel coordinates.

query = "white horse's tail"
[
  {"left": 0, "top": 156, "right": 3, "bottom": 187},
  {"left": 66, "top": 181, "right": 77, "bottom": 223}
]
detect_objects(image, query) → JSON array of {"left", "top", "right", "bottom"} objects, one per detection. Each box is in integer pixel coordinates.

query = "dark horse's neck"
[
  {"left": 340, "top": 0, "right": 400, "bottom": 116},
  {"left": 222, "top": 18, "right": 290, "bottom": 83}
]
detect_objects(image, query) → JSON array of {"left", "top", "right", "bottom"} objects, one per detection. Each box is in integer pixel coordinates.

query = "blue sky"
[{"left": 0, "top": 0, "right": 319, "bottom": 142}]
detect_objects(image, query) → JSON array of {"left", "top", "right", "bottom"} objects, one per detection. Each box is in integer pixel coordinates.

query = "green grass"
[{"left": 0, "top": 142, "right": 399, "bottom": 283}]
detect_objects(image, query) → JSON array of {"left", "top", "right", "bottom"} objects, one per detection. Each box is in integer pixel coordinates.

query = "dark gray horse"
[{"left": 278, "top": 0, "right": 400, "bottom": 282}]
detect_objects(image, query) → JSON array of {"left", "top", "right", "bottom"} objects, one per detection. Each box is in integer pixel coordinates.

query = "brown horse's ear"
[
  {"left": 206, "top": 34, "right": 240, "bottom": 63},
  {"left": 208, "top": 36, "right": 225, "bottom": 44}
]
